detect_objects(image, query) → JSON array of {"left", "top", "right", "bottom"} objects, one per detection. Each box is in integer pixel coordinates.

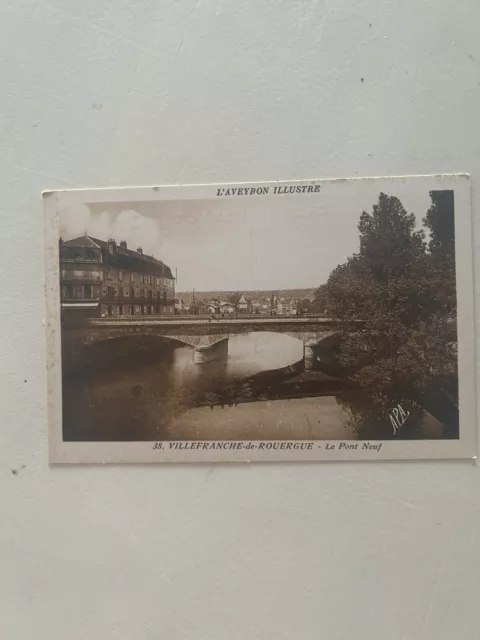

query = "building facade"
[{"left": 60, "top": 236, "right": 175, "bottom": 318}]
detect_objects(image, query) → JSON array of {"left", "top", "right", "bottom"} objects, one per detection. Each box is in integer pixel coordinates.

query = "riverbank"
[{"left": 165, "top": 396, "right": 357, "bottom": 440}]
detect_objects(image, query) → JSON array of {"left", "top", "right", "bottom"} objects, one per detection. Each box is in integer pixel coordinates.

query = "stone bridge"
[{"left": 61, "top": 316, "right": 353, "bottom": 366}]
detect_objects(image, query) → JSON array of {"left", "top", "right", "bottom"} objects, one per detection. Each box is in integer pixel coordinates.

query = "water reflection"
[
  {"left": 62, "top": 330, "right": 447, "bottom": 441},
  {"left": 63, "top": 332, "right": 305, "bottom": 441}
]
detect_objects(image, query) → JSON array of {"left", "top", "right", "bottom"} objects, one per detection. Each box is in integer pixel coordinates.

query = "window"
[
  {"left": 130, "top": 273, "right": 135, "bottom": 283},
  {"left": 119, "top": 305, "right": 124, "bottom": 315},
  {"left": 118, "top": 271, "right": 124, "bottom": 282},
  {"left": 124, "top": 288, "right": 129, "bottom": 297},
  {"left": 109, "top": 269, "right": 116, "bottom": 280},
  {"left": 156, "top": 277, "right": 160, "bottom": 286}
]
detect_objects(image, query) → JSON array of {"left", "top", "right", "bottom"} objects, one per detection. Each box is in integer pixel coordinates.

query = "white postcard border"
[{"left": 44, "top": 174, "right": 476, "bottom": 464}]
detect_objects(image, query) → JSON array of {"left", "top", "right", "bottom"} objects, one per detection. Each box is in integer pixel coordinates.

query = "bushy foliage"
[{"left": 325, "top": 192, "right": 458, "bottom": 438}]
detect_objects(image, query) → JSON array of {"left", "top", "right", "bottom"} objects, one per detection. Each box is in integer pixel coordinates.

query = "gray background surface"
[{"left": 1, "top": 1, "right": 479, "bottom": 638}]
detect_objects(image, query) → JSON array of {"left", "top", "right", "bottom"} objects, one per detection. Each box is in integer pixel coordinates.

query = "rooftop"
[
  {"left": 61, "top": 235, "right": 174, "bottom": 278},
  {"left": 63, "top": 236, "right": 101, "bottom": 249}
]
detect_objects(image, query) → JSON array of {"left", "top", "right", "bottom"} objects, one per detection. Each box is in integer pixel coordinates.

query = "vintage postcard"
[{"left": 44, "top": 175, "right": 476, "bottom": 463}]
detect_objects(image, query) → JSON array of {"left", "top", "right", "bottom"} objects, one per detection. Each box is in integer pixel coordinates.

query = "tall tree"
[
  {"left": 422, "top": 190, "right": 456, "bottom": 317},
  {"left": 325, "top": 192, "right": 458, "bottom": 438},
  {"left": 424, "top": 190, "right": 455, "bottom": 253}
]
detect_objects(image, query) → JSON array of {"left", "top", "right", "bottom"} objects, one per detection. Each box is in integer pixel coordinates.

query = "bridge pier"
[
  {"left": 304, "top": 338, "right": 345, "bottom": 376},
  {"left": 194, "top": 339, "right": 229, "bottom": 364},
  {"left": 303, "top": 340, "right": 319, "bottom": 370}
]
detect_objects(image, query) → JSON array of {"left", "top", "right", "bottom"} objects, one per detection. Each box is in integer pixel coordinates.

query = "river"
[
  {"left": 64, "top": 332, "right": 304, "bottom": 441},
  {"left": 62, "top": 331, "right": 443, "bottom": 441}
]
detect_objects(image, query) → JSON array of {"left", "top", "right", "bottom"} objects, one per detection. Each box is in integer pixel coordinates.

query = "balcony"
[
  {"left": 62, "top": 297, "right": 101, "bottom": 303},
  {"left": 116, "top": 297, "right": 175, "bottom": 305},
  {"left": 61, "top": 270, "right": 103, "bottom": 282},
  {"left": 61, "top": 257, "right": 102, "bottom": 263}
]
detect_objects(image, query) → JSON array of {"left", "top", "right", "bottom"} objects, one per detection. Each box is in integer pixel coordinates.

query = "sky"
[{"left": 59, "top": 182, "right": 433, "bottom": 292}]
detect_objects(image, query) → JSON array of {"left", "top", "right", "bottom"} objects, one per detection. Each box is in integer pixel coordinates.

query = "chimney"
[
  {"left": 120, "top": 240, "right": 127, "bottom": 249},
  {"left": 107, "top": 238, "right": 116, "bottom": 256},
  {"left": 137, "top": 247, "right": 143, "bottom": 255}
]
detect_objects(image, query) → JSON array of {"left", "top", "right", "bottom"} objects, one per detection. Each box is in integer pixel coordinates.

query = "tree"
[
  {"left": 424, "top": 190, "right": 455, "bottom": 253},
  {"left": 297, "top": 298, "right": 312, "bottom": 315},
  {"left": 423, "top": 190, "right": 456, "bottom": 318},
  {"left": 228, "top": 293, "right": 241, "bottom": 305},
  {"left": 325, "top": 192, "right": 458, "bottom": 438},
  {"left": 309, "top": 285, "right": 328, "bottom": 314}
]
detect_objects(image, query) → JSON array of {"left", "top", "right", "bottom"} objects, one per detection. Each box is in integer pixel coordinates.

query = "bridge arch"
[
  {"left": 102, "top": 333, "right": 198, "bottom": 349},
  {"left": 71, "top": 326, "right": 343, "bottom": 350},
  {"left": 63, "top": 320, "right": 348, "bottom": 372},
  {"left": 75, "top": 330, "right": 207, "bottom": 350}
]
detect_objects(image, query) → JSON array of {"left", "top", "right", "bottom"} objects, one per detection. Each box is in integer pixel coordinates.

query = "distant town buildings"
[
  {"left": 198, "top": 293, "right": 300, "bottom": 316},
  {"left": 60, "top": 236, "right": 175, "bottom": 318},
  {"left": 205, "top": 301, "right": 235, "bottom": 315},
  {"left": 267, "top": 293, "right": 297, "bottom": 316}
]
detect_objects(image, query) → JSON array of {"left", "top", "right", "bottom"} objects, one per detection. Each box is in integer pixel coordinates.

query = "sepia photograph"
[{"left": 44, "top": 175, "right": 476, "bottom": 463}]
